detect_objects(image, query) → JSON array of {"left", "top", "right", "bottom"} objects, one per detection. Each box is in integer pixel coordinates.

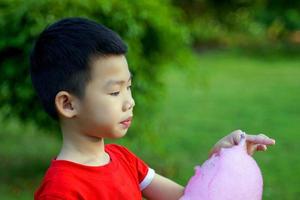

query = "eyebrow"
[{"left": 105, "top": 72, "right": 132, "bottom": 87}]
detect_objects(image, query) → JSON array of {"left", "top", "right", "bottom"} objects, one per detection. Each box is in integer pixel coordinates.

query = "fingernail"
[
  {"left": 241, "top": 133, "right": 246, "bottom": 139},
  {"left": 272, "top": 139, "right": 276, "bottom": 144}
]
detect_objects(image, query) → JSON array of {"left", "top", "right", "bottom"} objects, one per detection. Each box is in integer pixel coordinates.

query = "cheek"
[{"left": 87, "top": 97, "right": 121, "bottom": 123}]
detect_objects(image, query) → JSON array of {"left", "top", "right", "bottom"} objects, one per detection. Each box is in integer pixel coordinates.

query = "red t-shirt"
[{"left": 34, "top": 144, "right": 155, "bottom": 200}]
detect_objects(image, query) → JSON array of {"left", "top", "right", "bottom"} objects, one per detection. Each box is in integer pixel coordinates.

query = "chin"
[{"left": 108, "top": 129, "right": 128, "bottom": 139}]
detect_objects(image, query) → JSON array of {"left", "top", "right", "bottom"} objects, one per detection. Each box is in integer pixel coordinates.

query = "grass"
[
  {"left": 1, "top": 50, "right": 299, "bottom": 199},
  {"left": 155, "top": 50, "right": 300, "bottom": 199}
]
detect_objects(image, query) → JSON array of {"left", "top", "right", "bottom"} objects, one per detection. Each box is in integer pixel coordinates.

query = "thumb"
[{"left": 208, "top": 141, "right": 232, "bottom": 158}]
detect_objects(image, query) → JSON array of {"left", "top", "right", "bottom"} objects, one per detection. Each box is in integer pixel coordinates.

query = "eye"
[
  {"left": 127, "top": 85, "right": 131, "bottom": 90},
  {"left": 110, "top": 91, "right": 120, "bottom": 96}
]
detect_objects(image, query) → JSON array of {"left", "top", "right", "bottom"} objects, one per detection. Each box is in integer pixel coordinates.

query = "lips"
[{"left": 120, "top": 116, "right": 133, "bottom": 128}]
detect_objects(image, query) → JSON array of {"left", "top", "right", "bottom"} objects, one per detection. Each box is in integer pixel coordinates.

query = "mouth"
[{"left": 120, "top": 116, "right": 133, "bottom": 128}]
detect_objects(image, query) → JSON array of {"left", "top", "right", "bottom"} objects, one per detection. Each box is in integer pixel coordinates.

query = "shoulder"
[
  {"left": 105, "top": 143, "right": 154, "bottom": 186},
  {"left": 105, "top": 143, "right": 130, "bottom": 152},
  {"left": 105, "top": 143, "right": 135, "bottom": 159},
  {"left": 105, "top": 143, "right": 145, "bottom": 168}
]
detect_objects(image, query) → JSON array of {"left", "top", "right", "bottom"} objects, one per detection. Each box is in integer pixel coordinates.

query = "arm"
[{"left": 142, "top": 173, "right": 184, "bottom": 200}]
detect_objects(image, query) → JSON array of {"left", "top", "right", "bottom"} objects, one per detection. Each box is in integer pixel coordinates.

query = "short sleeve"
[{"left": 113, "top": 144, "right": 155, "bottom": 190}]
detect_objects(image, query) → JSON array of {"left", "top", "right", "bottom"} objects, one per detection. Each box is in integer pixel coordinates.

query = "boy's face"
[{"left": 75, "top": 54, "right": 135, "bottom": 139}]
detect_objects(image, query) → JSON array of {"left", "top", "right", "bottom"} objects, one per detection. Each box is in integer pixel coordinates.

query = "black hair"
[{"left": 30, "top": 17, "right": 127, "bottom": 120}]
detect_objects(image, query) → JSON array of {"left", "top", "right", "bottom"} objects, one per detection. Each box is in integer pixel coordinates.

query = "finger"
[
  {"left": 246, "top": 134, "right": 276, "bottom": 145},
  {"left": 208, "top": 148, "right": 220, "bottom": 158},
  {"left": 247, "top": 143, "right": 258, "bottom": 156},
  {"left": 208, "top": 141, "right": 230, "bottom": 157},
  {"left": 231, "top": 130, "right": 245, "bottom": 145},
  {"left": 256, "top": 144, "right": 267, "bottom": 151},
  {"left": 247, "top": 144, "right": 268, "bottom": 156}
]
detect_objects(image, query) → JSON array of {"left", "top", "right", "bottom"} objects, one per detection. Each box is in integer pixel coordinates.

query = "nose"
[{"left": 122, "top": 96, "right": 135, "bottom": 112}]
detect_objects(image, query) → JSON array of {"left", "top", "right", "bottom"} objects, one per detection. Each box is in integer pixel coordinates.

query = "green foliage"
[
  {"left": 173, "top": 0, "right": 300, "bottom": 47},
  {"left": 0, "top": 0, "right": 191, "bottom": 131}
]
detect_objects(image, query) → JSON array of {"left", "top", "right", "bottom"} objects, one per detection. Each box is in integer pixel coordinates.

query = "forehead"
[{"left": 89, "top": 55, "right": 130, "bottom": 82}]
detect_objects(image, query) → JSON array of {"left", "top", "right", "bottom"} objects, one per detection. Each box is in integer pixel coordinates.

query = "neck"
[{"left": 56, "top": 121, "right": 109, "bottom": 166}]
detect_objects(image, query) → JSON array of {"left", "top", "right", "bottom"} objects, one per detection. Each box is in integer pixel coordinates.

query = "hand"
[{"left": 209, "top": 130, "right": 276, "bottom": 157}]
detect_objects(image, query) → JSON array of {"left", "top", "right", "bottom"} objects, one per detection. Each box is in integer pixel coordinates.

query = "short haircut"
[{"left": 30, "top": 17, "right": 127, "bottom": 120}]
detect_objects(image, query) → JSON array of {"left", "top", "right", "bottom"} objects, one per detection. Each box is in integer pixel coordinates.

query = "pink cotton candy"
[{"left": 180, "top": 136, "right": 263, "bottom": 200}]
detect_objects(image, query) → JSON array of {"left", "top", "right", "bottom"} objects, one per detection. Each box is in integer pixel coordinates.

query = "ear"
[{"left": 55, "top": 91, "right": 79, "bottom": 119}]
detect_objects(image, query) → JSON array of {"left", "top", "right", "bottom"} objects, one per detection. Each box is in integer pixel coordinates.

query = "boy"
[{"left": 31, "top": 17, "right": 275, "bottom": 200}]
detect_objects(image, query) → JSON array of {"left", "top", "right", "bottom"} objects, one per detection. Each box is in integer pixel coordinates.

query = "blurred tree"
[
  {"left": 172, "top": 0, "right": 300, "bottom": 47},
  {"left": 0, "top": 0, "right": 191, "bottom": 132}
]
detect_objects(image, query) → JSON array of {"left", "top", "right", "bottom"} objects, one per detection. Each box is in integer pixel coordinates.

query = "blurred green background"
[{"left": 1, "top": 0, "right": 300, "bottom": 199}]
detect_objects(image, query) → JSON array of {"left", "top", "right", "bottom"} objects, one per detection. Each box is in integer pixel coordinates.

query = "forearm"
[{"left": 142, "top": 174, "right": 185, "bottom": 200}]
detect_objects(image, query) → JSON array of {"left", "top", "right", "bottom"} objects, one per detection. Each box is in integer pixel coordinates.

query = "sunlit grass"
[{"left": 155, "top": 51, "right": 300, "bottom": 199}]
